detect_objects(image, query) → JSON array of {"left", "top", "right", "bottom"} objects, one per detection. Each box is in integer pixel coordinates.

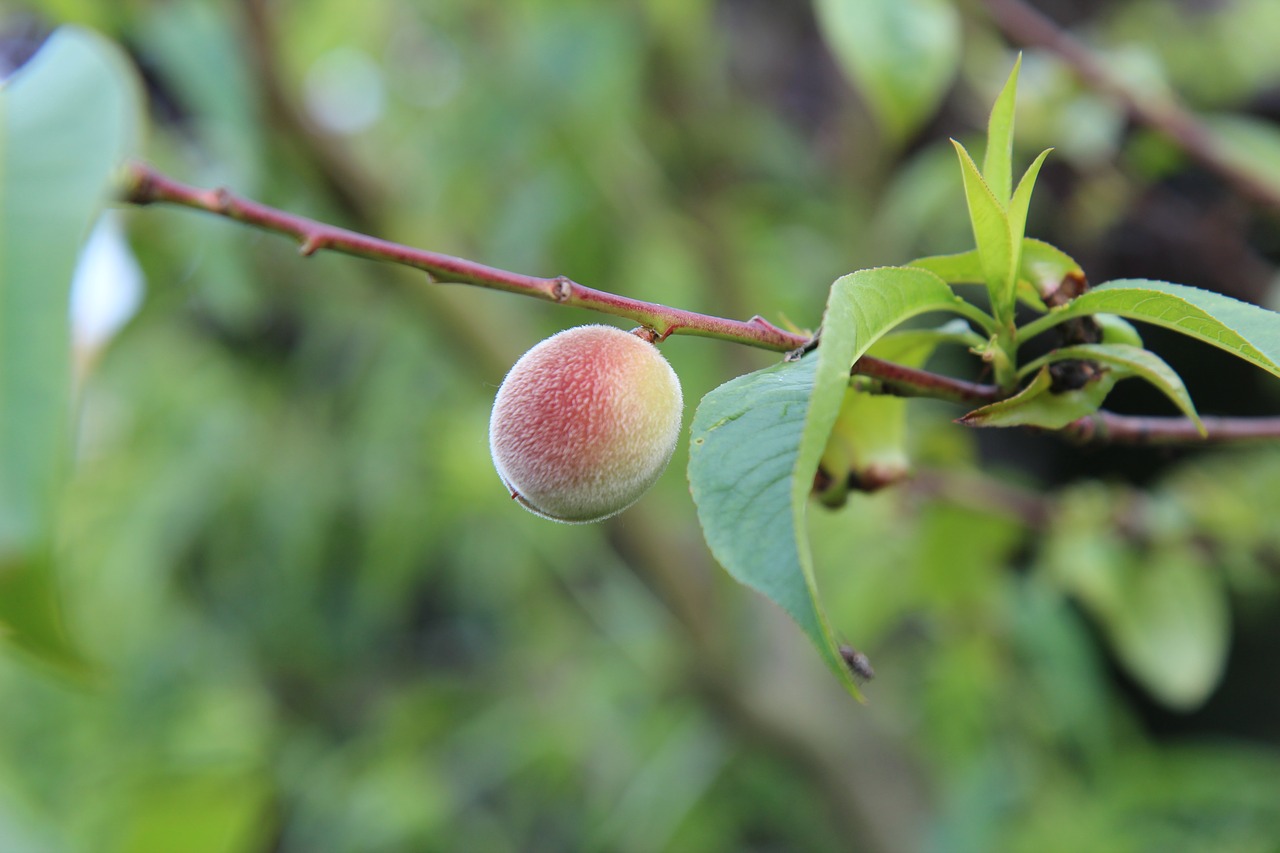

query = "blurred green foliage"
[{"left": 3, "top": 0, "right": 1280, "bottom": 851}]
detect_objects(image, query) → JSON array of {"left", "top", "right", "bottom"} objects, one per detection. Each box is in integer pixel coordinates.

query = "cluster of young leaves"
[{"left": 687, "top": 60, "right": 1280, "bottom": 699}]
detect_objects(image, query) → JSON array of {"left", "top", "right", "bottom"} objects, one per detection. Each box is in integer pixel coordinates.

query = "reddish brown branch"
[
  {"left": 864, "top": 363, "right": 1001, "bottom": 405},
  {"left": 980, "top": 0, "right": 1280, "bottom": 213},
  {"left": 123, "top": 162, "right": 805, "bottom": 347},
  {"left": 119, "top": 162, "right": 988, "bottom": 401},
  {"left": 119, "top": 163, "right": 1280, "bottom": 444},
  {"left": 1065, "top": 412, "right": 1280, "bottom": 444}
]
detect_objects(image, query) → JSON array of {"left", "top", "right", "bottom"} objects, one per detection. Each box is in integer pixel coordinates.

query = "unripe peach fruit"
[{"left": 489, "top": 324, "right": 683, "bottom": 523}]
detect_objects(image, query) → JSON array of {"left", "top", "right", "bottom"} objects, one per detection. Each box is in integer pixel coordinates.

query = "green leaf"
[
  {"left": 1019, "top": 279, "right": 1280, "bottom": 379},
  {"left": 1107, "top": 553, "right": 1229, "bottom": 710},
  {"left": 1019, "top": 343, "right": 1204, "bottom": 433},
  {"left": 959, "top": 366, "right": 1117, "bottom": 430},
  {"left": 817, "top": 388, "right": 910, "bottom": 508},
  {"left": 799, "top": 264, "right": 973, "bottom": 520},
  {"left": 911, "top": 239, "right": 1080, "bottom": 311},
  {"left": 1006, "top": 149, "right": 1052, "bottom": 298},
  {"left": 952, "top": 140, "right": 1014, "bottom": 321},
  {"left": 910, "top": 248, "right": 984, "bottom": 285},
  {"left": 1019, "top": 238, "right": 1083, "bottom": 309},
  {"left": 0, "top": 27, "right": 139, "bottom": 666},
  {"left": 817, "top": 323, "right": 975, "bottom": 506},
  {"left": 1045, "top": 490, "right": 1230, "bottom": 710},
  {"left": 870, "top": 318, "right": 987, "bottom": 354},
  {"left": 120, "top": 767, "right": 274, "bottom": 853},
  {"left": 982, "top": 55, "right": 1022, "bottom": 206},
  {"left": 1096, "top": 314, "right": 1144, "bottom": 348},
  {"left": 689, "top": 267, "right": 965, "bottom": 696},
  {"left": 690, "top": 360, "right": 850, "bottom": 687},
  {"left": 814, "top": 0, "right": 960, "bottom": 142}
]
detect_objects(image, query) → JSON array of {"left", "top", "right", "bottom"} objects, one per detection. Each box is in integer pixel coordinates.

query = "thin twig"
[
  {"left": 240, "top": 0, "right": 385, "bottom": 221},
  {"left": 119, "top": 161, "right": 987, "bottom": 401},
  {"left": 867, "top": 365, "right": 1001, "bottom": 405},
  {"left": 1065, "top": 412, "right": 1280, "bottom": 444},
  {"left": 979, "top": 0, "right": 1280, "bottom": 212},
  {"left": 119, "top": 163, "right": 1280, "bottom": 442}
]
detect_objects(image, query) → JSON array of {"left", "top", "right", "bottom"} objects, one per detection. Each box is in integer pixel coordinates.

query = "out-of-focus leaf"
[
  {"left": 817, "top": 387, "right": 910, "bottom": 508},
  {"left": 814, "top": 0, "right": 960, "bottom": 142},
  {"left": 870, "top": 140, "right": 969, "bottom": 260},
  {"left": 1204, "top": 113, "right": 1280, "bottom": 200},
  {"left": 119, "top": 767, "right": 273, "bottom": 853},
  {"left": 1105, "top": 552, "right": 1230, "bottom": 710},
  {"left": 818, "top": 321, "right": 979, "bottom": 506},
  {"left": 1010, "top": 578, "right": 1114, "bottom": 758},
  {"left": 1045, "top": 489, "right": 1230, "bottom": 710},
  {"left": 1054, "top": 543, "right": 1229, "bottom": 711},
  {"left": 1019, "top": 279, "right": 1280, "bottom": 379},
  {"left": 689, "top": 267, "right": 967, "bottom": 697},
  {"left": 959, "top": 366, "right": 1117, "bottom": 430},
  {"left": 0, "top": 28, "right": 139, "bottom": 666},
  {"left": 1019, "top": 343, "right": 1203, "bottom": 432}
]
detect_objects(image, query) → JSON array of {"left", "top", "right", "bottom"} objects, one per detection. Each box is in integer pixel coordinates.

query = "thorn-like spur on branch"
[{"left": 118, "top": 161, "right": 992, "bottom": 403}]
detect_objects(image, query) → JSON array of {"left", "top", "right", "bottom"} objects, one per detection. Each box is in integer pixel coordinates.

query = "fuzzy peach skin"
[{"left": 489, "top": 325, "right": 683, "bottom": 523}]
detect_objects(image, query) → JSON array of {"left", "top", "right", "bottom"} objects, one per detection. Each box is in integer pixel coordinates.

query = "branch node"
[
  {"left": 747, "top": 314, "right": 786, "bottom": 334},
  {"left": 785, "top": 333, "right": 821, "bottom": 362},
  {"left": 210, "top": 187, "right": 234, "bottom": 213},
  {"left": 551, "top": 276, "right": 573, "bottom": 303},
  {"left": 122, "top": 162, "right": 155, "bottom": 205}
]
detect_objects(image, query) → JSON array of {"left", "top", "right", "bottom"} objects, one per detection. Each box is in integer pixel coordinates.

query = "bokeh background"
[{"left": 4, "top": 0, "right": 1280, "bottom": 850}]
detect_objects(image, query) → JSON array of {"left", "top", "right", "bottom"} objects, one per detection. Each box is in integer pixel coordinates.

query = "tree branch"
[
  {"left": 118, "top": 163, "right": 1280, "bottom": 443},
  {"left": 119, "top": 161, "right": 989, "bottom": 402},
  {"left": 1064, "top": 411, "right": 1280, "bottom": 444},
  {"left": 979, "top": 0, "right": 1280, "bottom": 213}
]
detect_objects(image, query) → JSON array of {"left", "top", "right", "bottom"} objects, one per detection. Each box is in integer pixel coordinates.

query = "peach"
[{"left": 489, "top": 325, "right": 683, "bottom": 523}]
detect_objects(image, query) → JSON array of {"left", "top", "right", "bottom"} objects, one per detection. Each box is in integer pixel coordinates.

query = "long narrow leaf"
[
  {"left": 952, "top": 141, "right": 1013, "bottom": 322},
  {"left": 982, "top": 55, "right": 1022, "bottom": 206},
  {"left": 1005, "top": 149, "right": 1052, "bottom": 304},
  {"left": 1020, "top": 343, "right": 1204, "bottom": 434},
  {"left": 1019, "top": 280, "right": 1280, "bottom": 379}
]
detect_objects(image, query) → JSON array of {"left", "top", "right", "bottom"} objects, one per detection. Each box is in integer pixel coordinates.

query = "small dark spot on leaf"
[{"left": 839, "top": 644, "right": 875, "bottom": 682}]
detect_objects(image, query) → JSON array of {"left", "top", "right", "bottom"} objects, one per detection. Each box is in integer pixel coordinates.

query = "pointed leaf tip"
[{"left": 983, "top": 54, "right": 1023, "bottom": 206}]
